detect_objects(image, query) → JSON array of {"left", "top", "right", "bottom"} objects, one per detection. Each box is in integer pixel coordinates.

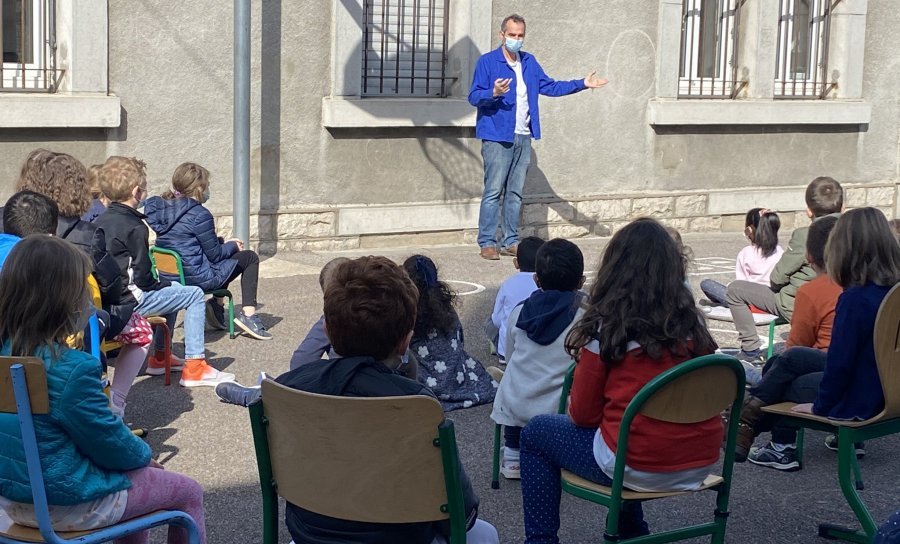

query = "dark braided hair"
[{"left": 402, "top": 254, "right": 458, "bottom": 338}]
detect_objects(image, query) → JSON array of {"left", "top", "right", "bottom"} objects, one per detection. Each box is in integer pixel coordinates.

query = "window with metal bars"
[
  {"left": 361, "top": 0, "right": 451, "bottom": 97},
  {"left": 775, "top": 0, "right": 835, "bottom": 99},
  {"left": 678, "top": 0, "right": 741, "bottom": 98},
  {"left": 1, "top": 0, "right": 57, "bottom": 92}
]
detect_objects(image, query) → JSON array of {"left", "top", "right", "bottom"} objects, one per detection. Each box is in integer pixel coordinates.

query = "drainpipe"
[{"left": 233, "top": 0, "right": 251, "bottom": 246}]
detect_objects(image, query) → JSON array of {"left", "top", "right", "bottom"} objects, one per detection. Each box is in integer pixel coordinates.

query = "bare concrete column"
[{"left": 828, "top": 0, "right": 868, "bottom": 99}]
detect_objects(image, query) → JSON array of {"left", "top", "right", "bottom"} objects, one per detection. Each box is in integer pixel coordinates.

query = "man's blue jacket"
[{"left": 468, "top": 46, "right": 586, "bottom": 142}]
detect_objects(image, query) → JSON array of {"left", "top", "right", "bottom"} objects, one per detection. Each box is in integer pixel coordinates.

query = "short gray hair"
[{"left": 501, "top": 14, "right": 526, "bottom": 32}]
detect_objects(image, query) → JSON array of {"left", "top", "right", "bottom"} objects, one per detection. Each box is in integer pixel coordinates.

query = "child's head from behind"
[
  {"left": 534, "top": 238, "right": 584, "bottom": 291},
  {"left": 16, "top": 149, "right": 90, "bottom": 219},
  {"left": 324, "top": 256, "right": 418, "bottom": 361},
  {"left": 402, "top": 254, "right": 457, "bottom": 337},
  {"left": 826, "top": 207, "right": 900, "bottom": 289},
  {"left": 805, "top": 215, "right": 838, "bottom": 271},
  {"left": 744, "top": 208, "right": 781, "bottom": 258},
  {"left": 3, "top": 190, "right": 59, "bottom": 237},
  {"left": 318, "top": 257, "right": 351, "bottom": 293},
  {"left": 514, "top": 236, "right": 544, "bottom": 273},
  {"left": 165, "top": 162, "right": 211, "bottom": 203},
  {"left": 99, "top": 156, "right": 147, "bottom": 205},
  {"left": 805, "top": 176, "right": 843, "bottom": 218},
  {"left": 565, "top": 218, "right": 715, "bottom": 362},
  {"left": 0, "top": 236, "right": 92, "bottom": 357}
]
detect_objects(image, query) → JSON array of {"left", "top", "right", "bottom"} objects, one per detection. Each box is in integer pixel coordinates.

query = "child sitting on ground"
[
  {"left": 490, "top": 238, "right": 585, "bottom": 480},
  {"left": 145, "top": 162, "right": 271, "bottom": 340},
  {"left": 701, "top": 208, "right": 783, "bottom": 305},
  {"left": 726, "top": 177, "right": 843, "bottom": 363},
  {"left": 0, "top": 235, "right": 207, "bottom": 543},
  {"left": 520, "top": 218, "right": 720, "bottom": 542},
  {"left": 94, "top": 156, "right": 233, "bottom": 387},
  {"left": 485, "top": 236, "right": 542, "bottom": 363},
  {"left": 288, "top": 257, "right": 349, "bottom": 369},
  {"left": 403, "top": 254, "right": 497, "bottom": 411},
  {"left": 731, "top": 208, "right": 900, "bottom": 471}
]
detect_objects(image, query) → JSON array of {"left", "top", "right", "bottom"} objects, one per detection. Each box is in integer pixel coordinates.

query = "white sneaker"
[
  {"left": 179, "top": 362, "right": 236, "bottom": 387},
  {"left": 500, "top": 459, "right": 521, "bottom": 479}
]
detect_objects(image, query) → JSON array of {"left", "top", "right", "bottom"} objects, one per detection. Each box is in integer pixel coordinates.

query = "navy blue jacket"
[
  {"left": 467, "top": 46, "right": 586, "bottom": 141},
  {"left": 144, "top": 196, "right": 238, "bottom": 292}
]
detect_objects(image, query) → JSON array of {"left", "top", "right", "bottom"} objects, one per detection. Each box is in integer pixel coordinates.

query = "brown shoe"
[
  {"left": 734, "top": 396, "right": 766, "bottom": 462},
  {"left": 500, "top": 245, "right": 518, "bottom": 257},
  {"left": 480, "top": 246, "right": 500, "bottom": 260}
]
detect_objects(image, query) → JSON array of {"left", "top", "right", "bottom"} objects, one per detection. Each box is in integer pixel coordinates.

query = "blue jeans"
[
  {"left": 521, "top": 414, "right": 647, "bottom": 544},
  {"left": 135, "top": 283, "right": 206, "bottom": 360},
  {"left": 478, "top": 136, "right": 532, "bottom": 249}
]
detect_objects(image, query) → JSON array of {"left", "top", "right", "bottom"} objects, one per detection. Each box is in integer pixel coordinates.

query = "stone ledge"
[
  {"left": 0, "top": 93, "right": 121, "bottom": 128},
  {"left": 647, "top": 98, "right": 872, "bottom": 125}
]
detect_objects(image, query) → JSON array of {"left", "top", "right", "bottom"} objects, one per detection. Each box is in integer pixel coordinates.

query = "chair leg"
[
  {"left": 228, "top": 296, "right": 236, "bottom": 340},
  {"left": 832, "top": 428, "right": 876, "bottom": 541},
  {"left": 491, "top": 424, "right": 501, "bottom": 489},
  {"left": 796, "top": 427, "right": 805, "bottom": 469},
  {"left": 767, "top": 321, "right": 776, "bottom": 360}
]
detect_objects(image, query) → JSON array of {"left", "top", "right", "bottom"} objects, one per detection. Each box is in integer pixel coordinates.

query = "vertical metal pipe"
[
  {"left": 379, "top": 0, "right": 386, "bottom": 93},
  {"left": 396, "top": 0, "right": 402, "bottom": 94},
  {"left": 411, "top": 0, "right": 418, "bottom": 93},
  {"left": 440, "top": 0, "right": 448, "bottom": 97},
  {"left": 21, "top": 0, "right": 27, "bottom": 86},
  {"left": 1, "top": 1, "right": 5, "bottom": 89},
  {"left": 48, "top": 0, "right": 56, "bottom": 91},
  {"left": 363, "top": 0, "right": 370, "bottom": 94},
  {"left": 233, "top": 0, "right": 251, "bottom": 246},
  {"left": 426, "top": 0, "right": 434, "bottom": 95}
]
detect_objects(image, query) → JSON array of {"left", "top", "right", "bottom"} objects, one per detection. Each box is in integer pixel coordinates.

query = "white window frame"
[
  {"left": 774, "top": 0, "right": 833, "bottom": 98},
  {"left": 1, "top": 0, "right": 50, "bottom": 90},
  {"left": 678, "top": 0, "right": 741, "bottom": 98}
]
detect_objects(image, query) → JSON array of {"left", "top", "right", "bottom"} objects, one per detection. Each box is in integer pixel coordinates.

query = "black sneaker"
[
  {"left": 234, "top": 312, "right": 273, "bottom": 341},
  {"left": 205, "top": 299, "right": 227, "bottom": 331},
  {"left": 215, "top": 381, "right": 262, "bottom": 407},
  {"left": 748, "top": 441, "right": 800, "bottom": 471},
  {"left": 824, "top": 434, "right": 866, "bottom": 459},
  {"left": 736, "top": 349, "right": 766, "bottom": 365}
]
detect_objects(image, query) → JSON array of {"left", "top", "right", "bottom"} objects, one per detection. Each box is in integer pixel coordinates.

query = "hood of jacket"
[
  {"left": 516, "top": 289, "right": 581, "bottom": 346},
  {"left": 143, "top": 196, "right": 201, "bottom": 237}
]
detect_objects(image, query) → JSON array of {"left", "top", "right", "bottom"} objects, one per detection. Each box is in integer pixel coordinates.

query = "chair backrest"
[
  {"left": 0, "top": 357, "right": 49, "bottom": 415},
  {"left": 149, "top": 247, "right": 185, "bottom": 284},
  {"left": 874, "top": 283, "right": 900, "bottom": 419},
  {"left": 259, "top": 379, "right": 450, "bottom": 524}
]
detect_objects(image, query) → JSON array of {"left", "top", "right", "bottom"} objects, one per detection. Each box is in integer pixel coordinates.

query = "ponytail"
[{"left": 753, "top": 210, "right": 781, "bottom": 257}]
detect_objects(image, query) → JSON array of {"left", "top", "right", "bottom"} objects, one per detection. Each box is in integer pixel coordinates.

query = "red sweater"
[
  {"left": 569, "top": 341, "right": 722, "bottom": 472},
  {"left": 785, "top": 274, "right": 842, "bottom": 350}
]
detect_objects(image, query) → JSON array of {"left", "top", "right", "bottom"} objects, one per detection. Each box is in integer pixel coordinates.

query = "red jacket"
[{"left": 569, "top": 341, "right": 722, "bottom": 472}]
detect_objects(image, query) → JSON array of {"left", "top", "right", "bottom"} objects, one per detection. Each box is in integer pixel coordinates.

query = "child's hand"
[
  {"left": 791, "top": 403, "right": 814, "bottom": 414},
  {"left": 227, "top": 238, "right": 245, "bottom": 251}
]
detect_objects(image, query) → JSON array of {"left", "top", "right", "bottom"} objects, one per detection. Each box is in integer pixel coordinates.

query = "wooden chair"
[
  {"left": 557, "top": 354, "right": 746, "bottom": 543},
  {"left": 761, "top": 282, "right": 900, "bottom": 543},
  {"left": 249, "top": 379, "right": 469, "bottom": 544},
  {"left": 149, "top": 246, "right": 236, "bottom": 340},
  {"left": 0, "top": 358, "right": 199, "bottom": 544}
]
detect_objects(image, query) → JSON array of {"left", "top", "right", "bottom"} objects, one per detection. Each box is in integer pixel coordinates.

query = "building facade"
[{"left": 0, "top": 0, "right": 896, "bottom": 251}]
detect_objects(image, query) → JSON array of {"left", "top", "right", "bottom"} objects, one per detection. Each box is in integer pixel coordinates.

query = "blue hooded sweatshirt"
[{"left": 515, "top": 290, "right": 581, "bottom": 345}]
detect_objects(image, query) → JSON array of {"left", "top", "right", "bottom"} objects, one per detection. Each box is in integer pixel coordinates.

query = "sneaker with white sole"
[
  {"left": 179, "top": 360, "right": 235, "bottom": 387},
  {"left": 748, "top": 441, "right": 800, "bottom": 471},
  {"left": 500, "top": 458, "right": 521, "bottom": 479},
  {"left": 234, "top": 312, "right": 273, "bottom": 340},
  {"left": 824, "top": 434, "right": 866, "bottom": 459},
  {"left": 145, "top": 353, "right": 186, "bottom": 375}
]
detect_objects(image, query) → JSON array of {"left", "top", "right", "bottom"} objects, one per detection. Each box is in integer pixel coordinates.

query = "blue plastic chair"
[{"left": 0, "top": 358, "right": 200, "bottom": 544}]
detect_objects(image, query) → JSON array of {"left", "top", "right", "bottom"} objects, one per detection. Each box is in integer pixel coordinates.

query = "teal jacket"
[{"left": 0, "top": 342, "right": 150, "bottom": 505}]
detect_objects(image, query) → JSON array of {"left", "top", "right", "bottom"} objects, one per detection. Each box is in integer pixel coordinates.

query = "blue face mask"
[
  {"left": 201, "top": 188, "right": 211, "bottom": 203},
  {"left": 505, "top": 37, "right": 523, "bottom": 53}
]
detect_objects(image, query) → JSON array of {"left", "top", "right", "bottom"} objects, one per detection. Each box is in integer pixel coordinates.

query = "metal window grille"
[
  {"left": 774, "top": 0, "right": 836, "bottom": 99},
  {"left": 362, "top": 0, "right": 451, "bottom": 97},
  {"left": 678, "top": 0, "right": 743, "bottom": 98},
  {"left": 1, "top": 0, "right": 58, "bottom": 92}
]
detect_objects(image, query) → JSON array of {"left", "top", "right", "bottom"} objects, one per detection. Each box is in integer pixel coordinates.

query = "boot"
[{"left": 733, "top": 396, "right": 766, "bottom": 462}]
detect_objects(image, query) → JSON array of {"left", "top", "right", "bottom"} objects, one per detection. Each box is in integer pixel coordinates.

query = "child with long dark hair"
[
  {"left": 403, "top": 255, "right": 497, "bottom": 411},
  {"left": 701, "top": 207, "right": 783, "bottom": 305},
  {"left": 519, "top": 218, "right": 720, "bottom": 542}
]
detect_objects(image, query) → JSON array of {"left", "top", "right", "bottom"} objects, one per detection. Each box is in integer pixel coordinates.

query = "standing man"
[{"left": 468, "top": 14, "right": 608, "bottom": 260}]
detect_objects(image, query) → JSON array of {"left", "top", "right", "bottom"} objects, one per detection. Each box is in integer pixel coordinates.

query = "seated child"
[
  {"left": 288, "top": 257, "right": 349, "bottom": 369},
  {"left": 731, "top": 208, "right": 900, "bottom": 471},
  {"left": 490, "top": 238, "right": 585, "bottom": 480},
  {"left": 403, "top": 254, "right": 497, "bottom": 411},
  {"left": 485, "top": 236, "right": 542, "bottom": 362},
  {"left": 94, "top": 156, "right": 233, "bottom": 387},
  {"left": 82, "top": 163, "right": 108, "bottom": 223},
  {"left": 725, "top": 177, "right": 843, "bottom": 363},
  {"left": 0, "top": 235, "right": 207, "bottom": 543},
  {"left": 272, "top": 256, "right": 497, "bottom": 544},
  {"left": 701, "top": 208, "right": 783, "bottom": 304},
  {"left": 145, "top": 162, "right": 271, "bottom": 340},
  {"left": 520, "top": 218, "right": 720, "bottom": 542},
  {"left": 0, "top": 191, "right": 58, "bottom": 266}
]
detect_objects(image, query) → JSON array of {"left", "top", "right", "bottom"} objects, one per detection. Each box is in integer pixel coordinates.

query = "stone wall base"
[{"left": 214, "top": 182, "right": 898, "bottom": 253}]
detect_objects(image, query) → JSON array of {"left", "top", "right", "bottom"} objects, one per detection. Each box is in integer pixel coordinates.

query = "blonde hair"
[
  {"left": 99, "top": 156, "right": 147, "bottom": 202},
  {"left": 87, "top": 164, "right": 104, "bottom": 200},
  {"left": 826, "top": 208, "right": 900, "bottom": 288},
  {"left": 16, "top": 149, "right": 91, "bottom": 218},
  {"left": 0, "top": 236, "right": 92, "bottom": 358},
  {"left": 164, "top": 162, "right": 209, "bottom": 201}
]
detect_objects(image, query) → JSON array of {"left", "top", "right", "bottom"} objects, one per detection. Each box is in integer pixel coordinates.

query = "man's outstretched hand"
[{"left": 584, "top": 71, "right": 609, "bottom": 89}]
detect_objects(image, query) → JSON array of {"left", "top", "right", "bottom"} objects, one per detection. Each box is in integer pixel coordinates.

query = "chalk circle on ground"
[{"left": 447, "top": 280, "right": 486, "bottom": 296}]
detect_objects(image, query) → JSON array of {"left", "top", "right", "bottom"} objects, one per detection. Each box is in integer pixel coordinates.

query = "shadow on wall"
[
  {"left": 258, "top": 0, "right": 282, "bottom": 255},
  {"left": 521, "top": 151, "right": 595, "bottom": 240}
]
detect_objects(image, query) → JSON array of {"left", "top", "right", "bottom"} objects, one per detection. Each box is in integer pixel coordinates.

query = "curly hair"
[
  {"left": 99, "top": 156, "right": 147, "bottom": 202},
  {"left": 16, "top": 149, "right": 91, "bottom": 218},
  {"left": 402, "top": 254, "right": 458, "bottom": 338},
  {"left": 565, "top": 218, "right": 716, "bottom": 363}
]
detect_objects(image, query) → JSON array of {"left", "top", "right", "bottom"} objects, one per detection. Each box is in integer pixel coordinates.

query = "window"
[
  {"left": 678, "top": 0, "right": 742, "bottom": 98},
  {"left": 774, "top": 0, "right": 834, "bottom": 98},
  {"left": 361, "top": 0, "right": 450, "bottom": 97},
  {"left": 1, "top": 0, "right": 57, "bottom": 92}
]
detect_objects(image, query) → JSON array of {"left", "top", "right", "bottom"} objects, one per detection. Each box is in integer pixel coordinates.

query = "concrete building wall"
[{"left": 0, "top": 0, "right": 896, "bottom": 250}]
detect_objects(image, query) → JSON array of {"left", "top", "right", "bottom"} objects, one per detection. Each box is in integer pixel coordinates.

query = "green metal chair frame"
[
  {"left": 766, "top": 316, "right": 789, "bottom": 360},
  {"left": 248, "top": 380, "right": 469, "bottom": 544},
  {"left": 557, "top": 354, "right": 746, "bottom": 544},
  {"left": 760, "top": 283, "right": 900, "bottom": 543},
  {"left": 149, "top": 246, "right": 236, "bottom": 339}
]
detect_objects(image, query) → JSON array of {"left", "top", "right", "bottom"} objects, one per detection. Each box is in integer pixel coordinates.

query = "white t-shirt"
[
  {"left": 508, "top": 54, "right": 530, "bottom": 135},
  {"left": 490, "top": 271, "right": 538, "bottom": 359}
]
